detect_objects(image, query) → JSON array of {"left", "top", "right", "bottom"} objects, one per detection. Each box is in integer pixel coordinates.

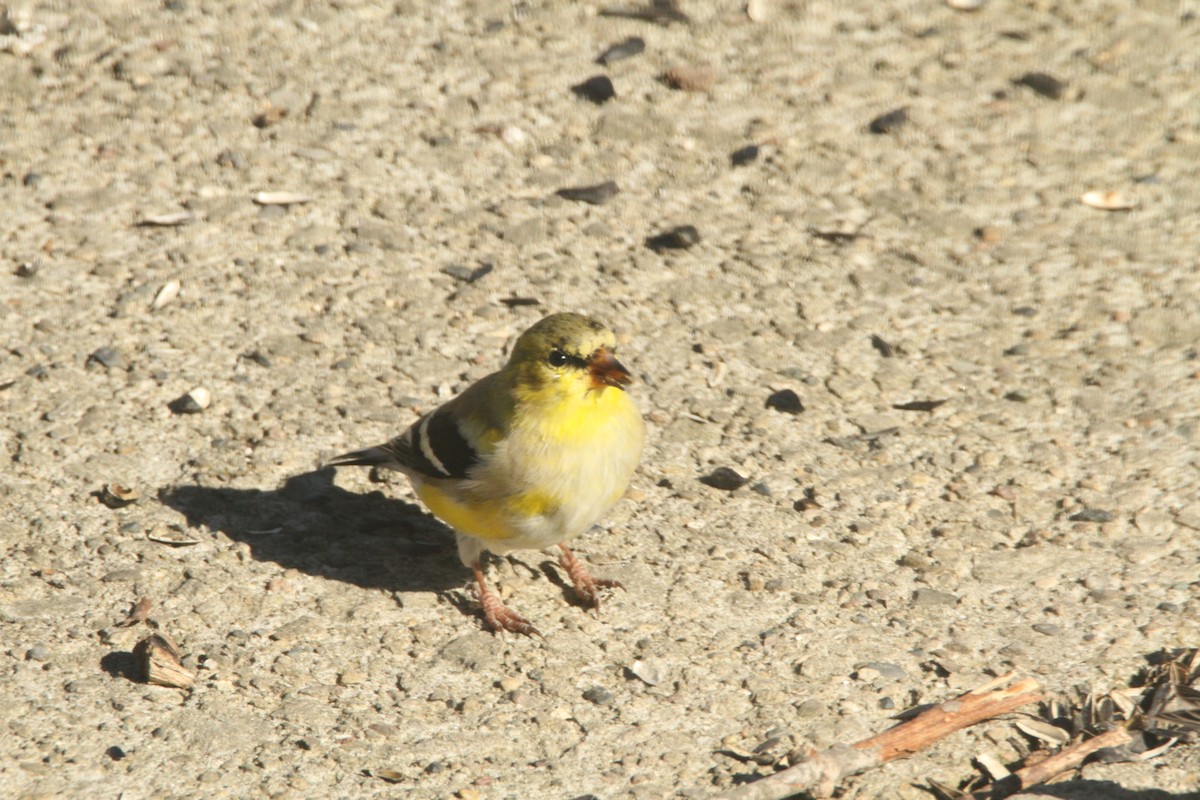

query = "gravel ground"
[{"left": 2, "top": 1, "right": 1199, "bottom": 798}]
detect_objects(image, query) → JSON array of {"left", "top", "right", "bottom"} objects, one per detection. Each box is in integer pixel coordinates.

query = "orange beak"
[{"left": 588, "top": 347, "right": 632, "bottom": 390}]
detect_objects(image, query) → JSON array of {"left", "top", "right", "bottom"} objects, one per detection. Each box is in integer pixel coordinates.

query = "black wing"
[{"left": 326, "top": 404, "right": 481, "bottom": 481}]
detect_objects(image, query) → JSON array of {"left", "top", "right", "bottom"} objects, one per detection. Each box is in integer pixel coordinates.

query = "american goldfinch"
[{"left": 327, "top": 313, "right": 644, "bottom": 636}]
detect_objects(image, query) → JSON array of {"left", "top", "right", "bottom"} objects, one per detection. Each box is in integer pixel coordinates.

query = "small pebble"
[
  {"left": 23, "top": 172, "right": 42, "bottom": 187},
  {"left": 582, "top": 686, "right": 614, "bottom": 705},
  {"left": 646, "top": 225, "right": 701, "bottom": 252},
  {"left": 102, "top": 568, "right": 142, "bottom": 583},
  {"left": 216, "top": 149, "right": 246, "bottom": 169},
  {"left": 106, "top": 746, "right": 127, "bottom": 761},
  {"left": 15, "top": 261, "right": 40, "bottom": 278},
  {"left": 1014, "top": 72, "right": 1067, "bottom": 100},
  {"left": 596, "top": 36, "right": 645, "bottom": 65},
  {"left": 571, "top": 75, "right": 615, "bottom": 104},
  {"left": 701, "top": 467, "right": 748, "bottom": 491},
  {"left": 730, "top": 144, "right": 759, "bottom": 166},
  {"left": 868, "top": 107, "right": 908, "bottom": 134},
  {"left": 765, "top": 389, "right": 804, "bottom": 414},
  {"left": 859, "top": 662, "right": 907, "bottom": 681},
  {"left": 87, "top": 347, "right": 124, "bottom": 371},
  {"left": 26, "top": 645, "right": 51, "bottom": 662},
  {"left": 1069, "top": 508, "right": 1114, "bottom": 523},
  {"left": 170, "top": 387, "right": 211, "bottom": 414},
  {"left": 556, "top": 181, "right": 620, "bottom": 205},
  {"left": 663, "top": 65, "right": 716, "bottom": 92},
  {"left": 912, "top": 588, "right": 958, "bottom": 606},
  {"left": 1032, "top": 623, "right": 1061, "bottom": 636}
]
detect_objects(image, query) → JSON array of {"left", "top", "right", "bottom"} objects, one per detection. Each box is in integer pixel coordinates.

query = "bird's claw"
[{"left": 479, "top": 588, "right": 542, "bottom": 637}]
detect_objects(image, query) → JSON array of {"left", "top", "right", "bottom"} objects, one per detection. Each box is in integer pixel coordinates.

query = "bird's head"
[{"left": 508, "top": 312, "right": 633, "bottom": 395}]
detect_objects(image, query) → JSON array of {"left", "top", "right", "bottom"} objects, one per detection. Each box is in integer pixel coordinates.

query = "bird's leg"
[
  {"left": 472, "top": 563, "right": 540, "bottom": 637},
  {"left": 558, "top": 544, "right": 624, "bottom": 609}
]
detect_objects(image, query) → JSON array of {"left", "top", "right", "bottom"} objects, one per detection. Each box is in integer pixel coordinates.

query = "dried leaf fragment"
[
  {"left": 1081, "top": 190, "right": 1138, "bottom": 211},
  {"left": 152, "top": 279, "right": 181, "bottom": 310},
  {"left": 134, "top": 632, "right": 194, "bottom": 689},
  {"left": 253, "top": 191, "right": 313, "bottom": 206},
  {"left": 116, "top": 597, "right": 154, "bottom": 628},
  {"left": 1015, "top": 718, "right": 1071, "bottom": 746},
  {"left": 138, "top": 211, "right": 198, "bottom": 227},
  {"left": 101, "top": 483, "right": 140, "bottom": 508}
]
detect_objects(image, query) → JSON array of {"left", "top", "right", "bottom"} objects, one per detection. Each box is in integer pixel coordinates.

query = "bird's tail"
[{"left": 324, "top": 445, "right": 393, "bottom": 469}]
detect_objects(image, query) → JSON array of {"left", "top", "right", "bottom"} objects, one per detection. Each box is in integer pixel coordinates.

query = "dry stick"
[
  {"left": 966, "top": 727, "right": 1134, "bottom": 800},
  {"left": 713, "top": 674, "right": 1043, "bottom": 800}
]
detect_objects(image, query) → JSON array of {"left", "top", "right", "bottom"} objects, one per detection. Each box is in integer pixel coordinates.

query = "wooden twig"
[
  {"left": 133, "top": 631, "right": 195, "bottom": 689},
  {"left": 966, "top": 727, "right": 1134, "bottom": 799},
  {"left": 713, "top": 674, "right": 1042, "bottom": 800}
]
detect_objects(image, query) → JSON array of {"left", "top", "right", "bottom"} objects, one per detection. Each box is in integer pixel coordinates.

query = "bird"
[{"left": 326, "top": 312, "right": 645, "bottom": 636}]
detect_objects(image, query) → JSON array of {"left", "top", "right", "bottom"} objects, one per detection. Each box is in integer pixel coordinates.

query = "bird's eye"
[{"left": 547, "top": 349, "right": 569, "bottom": 367}]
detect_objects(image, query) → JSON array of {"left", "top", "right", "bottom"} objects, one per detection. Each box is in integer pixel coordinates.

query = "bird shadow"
[{"left": 158, "top": 468, "right": 465, "bottom": 594}]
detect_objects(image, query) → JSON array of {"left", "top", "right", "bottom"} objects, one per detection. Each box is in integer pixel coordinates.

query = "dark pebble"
[
  {"left": 599, "top": 0, "right": 689, "bottom": 24},
  {"left": 86, "top": 347, "right": 124, "bottom": 371},
  {"left": 730, "top": 144, "right": 759, "bottom": 166},
  {"left": 597, "top": 36, "right": 645, "bottom": 65},
  {"left": 582, "top": 686, "right": 614, "bottom": 705},
  {"left": 1070, "top": 508, "right": 1114, "bottom": 523},
  {"left": 1015, "top": 72, "right": 1067, "bottom": 100},
  {"left": 1157, "top": 602, "right": 1181, "bottom": 613},
  {"left": 442, "top": 263, "right": 494, "bottom": 283},
  {"left": 879, "top": 696, "right": 895, "bottom": 710},
  {"left": 242, "top": 351, "right": 273, "bottom": 368},
  {"left": 1004, "top": 391, "right": 1029, "bottom": 402},
  {"left": 1003, "top": 344, "right": 1029, "bottom": 357},
  {"left": 646, "top": 225, "right": 700, "bottom": 252},
  {"left": 572, "top": 75, "right": 615, "bottom": 104},
  {"left": 701, "top": 467, "right": 748, "bottom": 491},
  {"left": 556, "top": 181, "right": 620, "bottom": 205},
  {"left": 499, "top": 296, "right": 540, "bottom": 307},
  {"left": 15, "top": 261, "right": 40, "bottom": 278},
  {"left": 25, "top": 363, "right": 49, "bottom": 379},
  {"left": 1012, "top": 306, "right": 1038, "bottom": 317},
  {"left": 869, "top": 334, "right": 896, "bottom": 358},
  {"left": 168, "top": 391, "right": 207, "bottom": 414},
  {"left": 892, "top": 399, "right": 948, "bottom": 412},
  {"left": 23, "top": 172, "right": 42, "bottom": 187},
  {"left": 106, "top": 746, "right": 127, "bottom": 761},
  {"left": 765, "top": 389, "right": 804, "bottom": 414},
  {"left": 868, "top": 107, "right": 909, "bottom": 134}
]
